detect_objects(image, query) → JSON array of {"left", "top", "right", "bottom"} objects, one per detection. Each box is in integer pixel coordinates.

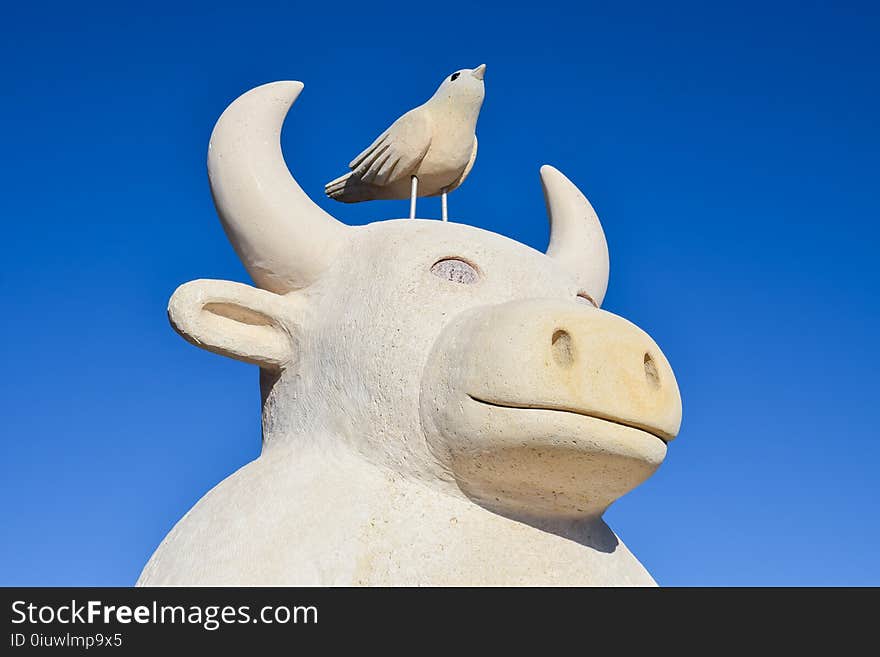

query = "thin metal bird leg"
[
  {"left": 409, "top": 176, "right": 418, "bottom": 219},
  {"left": 441, "top": 188, "right": 448, "bottom": 222}
]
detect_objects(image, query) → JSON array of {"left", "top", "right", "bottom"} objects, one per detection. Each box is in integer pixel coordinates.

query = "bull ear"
[{"left": 168, "top": 279, "right": 294, "bottom": 369}]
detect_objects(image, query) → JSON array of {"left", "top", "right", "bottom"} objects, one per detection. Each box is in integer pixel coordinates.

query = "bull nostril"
[
  {"left": 551, "top": 330, "right": 574, "bottom": 367},
  {"left": 644, "top": 352, "right": 660, "bottom": 388}
]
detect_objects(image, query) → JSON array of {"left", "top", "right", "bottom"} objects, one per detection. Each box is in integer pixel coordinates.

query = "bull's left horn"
[
  {"left": 208, "top": 81, "right": 348, "bottom": 293},
  {"left": 541, "top": 165, "right": 610, "bottom": 307}
]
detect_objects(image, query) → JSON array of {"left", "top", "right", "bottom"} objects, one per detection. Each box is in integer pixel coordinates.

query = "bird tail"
[{"left": 324, "top": 172, "right": 378, "bottom": 203}]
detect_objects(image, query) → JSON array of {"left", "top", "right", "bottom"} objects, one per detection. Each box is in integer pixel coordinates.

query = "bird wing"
[
  {"left": 349, "top": 108, "right": 432, "bottom": 186},
  {"left": 447, "top": 135, "right": 478, "bottom": 191}
]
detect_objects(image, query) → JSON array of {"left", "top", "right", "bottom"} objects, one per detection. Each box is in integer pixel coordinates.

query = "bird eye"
[
  {"left": 450, "top": 72, "right": 460, "bottom": 82},
  {"left": 431, "top": 258, "right": 478, "bottom": 284}
]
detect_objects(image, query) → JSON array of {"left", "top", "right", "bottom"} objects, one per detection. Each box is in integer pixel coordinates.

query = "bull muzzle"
[{"left": 420, "top": 298, "right": 682, "bottom": 519}]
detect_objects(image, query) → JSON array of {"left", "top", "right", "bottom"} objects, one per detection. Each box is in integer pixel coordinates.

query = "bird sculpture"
[{"left": 325, "top": 64, "right": 486, "bottom": 221}]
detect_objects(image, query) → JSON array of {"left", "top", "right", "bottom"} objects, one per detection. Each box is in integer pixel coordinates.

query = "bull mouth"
[{"left": 467, "top": 394, "right": 669, "bottom": 445}]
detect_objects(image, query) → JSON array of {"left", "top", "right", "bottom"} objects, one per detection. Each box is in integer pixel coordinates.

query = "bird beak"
[{"left": 471, "top": 64, "right": 487, "bottom": 80}]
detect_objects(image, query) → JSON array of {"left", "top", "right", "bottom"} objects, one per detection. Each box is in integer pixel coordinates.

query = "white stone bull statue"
[{"left": 138, "top": 81, "right": 682, "bottom": 586}]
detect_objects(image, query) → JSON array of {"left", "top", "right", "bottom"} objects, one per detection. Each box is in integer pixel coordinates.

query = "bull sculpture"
[{"left": 138, "top": 81, "right": 683, "bottom": 586}]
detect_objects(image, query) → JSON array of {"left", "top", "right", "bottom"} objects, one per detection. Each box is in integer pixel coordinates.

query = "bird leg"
[
  {"left": 409, "top": 176, "right": 418, "bottom": 219},
  {"left": 441, "top": 188, "right": 448, "bottom": 222}
]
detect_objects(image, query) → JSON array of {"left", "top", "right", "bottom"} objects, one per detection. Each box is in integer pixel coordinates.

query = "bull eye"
[
  {"left": 450, "top": 72, "right": 461, "bottom": 81},
  {"left": 576, "top": 291, "right": 598, "bottom": 307},
  {"left": 431, "top": 258, "right": 479, "bottom": 284}
]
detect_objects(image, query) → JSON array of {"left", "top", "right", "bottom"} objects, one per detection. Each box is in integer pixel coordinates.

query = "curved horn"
[
  {"left": 208, "top": 81, "right": 348, "bottom": 293},
  {"left": 540, "top": 165, "right": 610, "bottom": 307}
]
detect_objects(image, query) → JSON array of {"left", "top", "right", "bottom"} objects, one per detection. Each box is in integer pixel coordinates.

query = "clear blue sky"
[{"left": 1, "top": 0, "right": 877, "bottom": 586}]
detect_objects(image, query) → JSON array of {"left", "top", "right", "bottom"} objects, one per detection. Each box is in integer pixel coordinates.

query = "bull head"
[{"left": 168, "top": 81, "right": 682, "bottom": 521}]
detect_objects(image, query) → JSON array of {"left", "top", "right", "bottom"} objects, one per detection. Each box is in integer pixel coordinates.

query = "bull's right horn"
[{"left": 208, "top": 81, "right": 349, "bottom": 294}]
